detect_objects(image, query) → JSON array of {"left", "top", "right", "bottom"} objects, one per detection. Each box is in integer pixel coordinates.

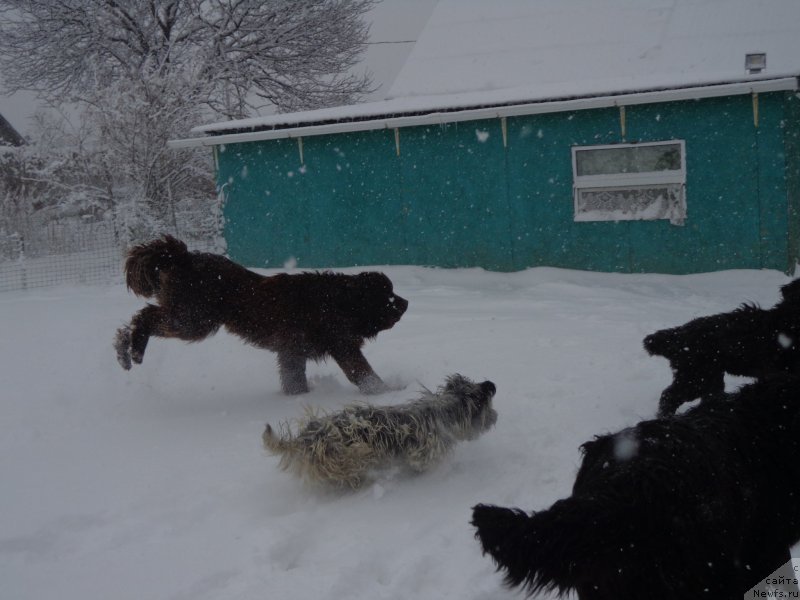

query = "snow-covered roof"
[
  {"left": 171, "top": 0, "right": 800, "bottom": 148},
  {"left": 386, "top": 0, "right": 800, "bottom": 102},
  {"left": 0, "top": 112, "right": 24, "bottom": 147}
]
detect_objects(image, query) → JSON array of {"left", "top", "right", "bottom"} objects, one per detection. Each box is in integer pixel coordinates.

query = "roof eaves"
[{"left": 168, "top": 76, "right": 799, "bottom": 149}]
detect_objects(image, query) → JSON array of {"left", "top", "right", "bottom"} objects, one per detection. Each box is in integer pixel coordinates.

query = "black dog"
[
  {"left": 114, "top": 235, "right": 408, "bottom": 395},
  {"left": 472, "top": 375, "right": 800, "bottom": 600},
  {"left": 644, "top": 278, "right": 800, "bottom": 416}
]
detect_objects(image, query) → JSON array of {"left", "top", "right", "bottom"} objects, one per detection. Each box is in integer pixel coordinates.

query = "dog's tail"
[
  {"left": 263, "top": 420, "right": 373, "bottom": 488},
  {"left": 124, "top": 235, "right": 190, "bottom": 297},
  {"left": 472, "top": 497, "right": 637, "bottom": 596},
  {"left": 262, "top": 423, "right": 291, "bottom": 455},
  {"left": 262, "top": 422, "right": 309, "bottom": 475}
]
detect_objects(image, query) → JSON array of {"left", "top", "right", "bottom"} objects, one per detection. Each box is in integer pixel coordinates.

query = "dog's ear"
[
  {"left": 579, "top": 439, "right": 597, "bottom": 456},
  {"left": 377, "top": 273, "right": 395, "bottom": 294},
  {"left": 358, "top": 271, "right": 388, "bottom": 284},
  {"left": 578, "top": 434, "right": 612, "bottom": 458}
]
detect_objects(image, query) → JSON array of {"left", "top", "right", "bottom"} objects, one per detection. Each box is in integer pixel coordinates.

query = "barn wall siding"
[
  {"left": 785, "top": 92, "right": 800, "bottom": 271},
  {"left": 217, "top": 91, "right": 795, "bottom": 274}
]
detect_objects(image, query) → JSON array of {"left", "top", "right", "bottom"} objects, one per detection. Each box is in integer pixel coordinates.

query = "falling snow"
[{"left": 1, "top": 266, "right": 798, "bottom": 599}]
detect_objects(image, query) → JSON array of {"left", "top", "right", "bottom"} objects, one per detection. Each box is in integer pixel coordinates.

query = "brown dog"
[{"left": 113, "top": 236, "right": 408, "bottom": 394}]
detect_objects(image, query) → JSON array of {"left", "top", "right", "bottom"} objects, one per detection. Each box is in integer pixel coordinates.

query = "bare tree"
[
  {"left": 0, "top": 112, "right": 115, "bottom": 231},
  {"left": 83, "top": 75, "right": 215, "bottom": 228},
  {"left": 0, "top": 0, "right": 376, "bottom": 117},
  {"left": 0, "top": 0, "right": 376, "bottom": 241}
]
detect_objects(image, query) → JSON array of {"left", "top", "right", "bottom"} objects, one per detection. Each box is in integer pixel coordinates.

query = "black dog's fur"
[
  {"left": 114, "top": 235, "right": 408, "bottom": 395},
  {"left": 644, "top": 278, "right": 800, "bottom": 416},
  {"left": 472, "top": 375, "right": 800, "bottom": 599}
]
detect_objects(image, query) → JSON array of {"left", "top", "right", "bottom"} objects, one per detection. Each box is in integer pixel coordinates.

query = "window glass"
[
  {"left": 571, "top": 141, "right": 686, "bottom": 226},
  {"left": 575, "top": 143, "right": 682, "bottom": 176},
  {"left": 575, "top": 185, "right": 685, "bottom": 225}
]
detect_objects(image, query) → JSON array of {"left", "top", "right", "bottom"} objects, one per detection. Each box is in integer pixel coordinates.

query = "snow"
[
  {"left": 192, "top": 0, "right": 800, "bottom": 136},
  {"left": 387, "top": 0, "right": 800, "bottom": 100},
  {"left": 0, "top": 265, "right": 796, "bottom": 599}
]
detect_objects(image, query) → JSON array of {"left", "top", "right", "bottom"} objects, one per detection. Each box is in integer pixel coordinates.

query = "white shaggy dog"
[{"left": 263, "top": 374, "right": 497, "bottom": 488}]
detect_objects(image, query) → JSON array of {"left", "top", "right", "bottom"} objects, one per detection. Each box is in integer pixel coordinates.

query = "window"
[{"left": 571, "top": 140, "right": 686, "bottom": 225}]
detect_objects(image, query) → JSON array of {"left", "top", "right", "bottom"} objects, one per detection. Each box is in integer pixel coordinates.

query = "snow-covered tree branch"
[
  {"left": 0, "top": 0, "right": 376, "bottom": 116},
  {"left": 0, "top": 0, "right": 376, "bottom": 243}
]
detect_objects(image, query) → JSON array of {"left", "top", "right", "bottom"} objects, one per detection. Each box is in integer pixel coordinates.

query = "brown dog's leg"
[
  {"left": 330, "top": 345, "right": 388, "bottom": 394},
  {"left": 114, "top": 326, "right": 134, "bottom": 370},
  {"left": 115, "top": 305, "right": 167, "bottom": 370},
  {"left": 116, "top": 303, "right": 222, "bottom": 370},
  {"left": 277, "top": 351, "right": 310, "bottom": 395},
  {"left": 128, "top": 304, "right": 173, "bottom": 365}
]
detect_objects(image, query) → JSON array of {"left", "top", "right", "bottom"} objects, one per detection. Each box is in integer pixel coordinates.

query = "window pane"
[
  {"left": 575, "top": 184, "right": 686, "bottom": 225},
  {"left": 576, "top": 144, "right": 682, "bottom": 176}
]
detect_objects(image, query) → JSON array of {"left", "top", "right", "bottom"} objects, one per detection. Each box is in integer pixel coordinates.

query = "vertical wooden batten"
[{"left": 752, "top": 93, "right": 759, "bottom": 128}]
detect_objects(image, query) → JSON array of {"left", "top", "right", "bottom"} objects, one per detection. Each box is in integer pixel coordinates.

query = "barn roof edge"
[{"left": 168, "top": 76, "right": 799, "bottom": 150}]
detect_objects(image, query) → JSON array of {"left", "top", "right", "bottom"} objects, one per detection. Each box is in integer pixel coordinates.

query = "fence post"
[{"left": 18, "top": 234, "right": 27, "bottom": 291}]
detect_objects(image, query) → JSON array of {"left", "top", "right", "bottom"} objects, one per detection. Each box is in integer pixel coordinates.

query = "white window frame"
[{"left": 571, "top": 140, "right": 687, "bottom": 225}]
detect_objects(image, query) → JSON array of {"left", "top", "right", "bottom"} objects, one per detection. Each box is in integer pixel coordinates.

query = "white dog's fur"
[{"left": 263, "top": 374, "right": 497, "bottom": 488}]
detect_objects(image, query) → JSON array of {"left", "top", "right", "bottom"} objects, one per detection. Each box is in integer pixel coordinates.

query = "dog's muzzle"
[
  {"left": 477, "top": 380, "right": 498, "bottom": 431},
  {"left": 389, "top": 294, "right": 409, "bottom": 322}
]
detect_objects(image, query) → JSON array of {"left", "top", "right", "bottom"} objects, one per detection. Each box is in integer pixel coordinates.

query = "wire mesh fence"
[
  {"left": 0, "top": 209, "right": 224, "bottom": 293},
  {"left": 0, "top": 222, "right": 123, "bottom": 292},
  {"left": 0, "top": 198, "right": 225, "bottom": 292}
]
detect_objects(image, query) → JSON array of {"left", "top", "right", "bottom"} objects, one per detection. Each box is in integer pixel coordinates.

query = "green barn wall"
[
  {"left": 785, "top": 92, "right": 800, "bottom": 270},
  {"left": 217, "top": 91, "right": 797, "bottom": 274}
]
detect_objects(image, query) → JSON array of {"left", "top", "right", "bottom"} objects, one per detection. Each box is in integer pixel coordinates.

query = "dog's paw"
[
  {"left": 113, "top": 327, "right": 133, "bottom": 370},
  {"left": 381, "top": 375, "right": 409, "bottom": 393},
  {"left": 656, "top": 403, "right": 679, "bottom": 419},
  {"left": 281, "top": 381, "right": 310, "bottom": 395},
  {"left": 358, "top": 374, "right": 390, "bottom": 395}
]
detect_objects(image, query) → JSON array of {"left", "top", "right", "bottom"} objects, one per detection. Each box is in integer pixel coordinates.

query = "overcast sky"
[{"left": 0, "top": 0, "right": 437, "bottom": 136}]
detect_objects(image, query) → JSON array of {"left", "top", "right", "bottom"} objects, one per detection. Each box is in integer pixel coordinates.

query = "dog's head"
[
  {"left": 443, "top": 374, "right": 498, "bottom": 437},
  {"left": 780, "top": 278, "right": 800, "bottom": 304},
  {"left": 350, "top": 272, "right": 408, "bottom": 337}
]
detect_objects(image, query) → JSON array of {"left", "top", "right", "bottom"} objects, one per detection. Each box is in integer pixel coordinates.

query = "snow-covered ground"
[{"left": 0, "top": 265, "right": 795, "bottom": 599}]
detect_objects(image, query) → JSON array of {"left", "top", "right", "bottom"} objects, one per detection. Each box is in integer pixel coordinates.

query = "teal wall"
[
  {"left": 217, "top": 91, "right": 797, "bottom": 274},
  {"left": 785, "top": 92, "right": 800, "bottom": 270}
]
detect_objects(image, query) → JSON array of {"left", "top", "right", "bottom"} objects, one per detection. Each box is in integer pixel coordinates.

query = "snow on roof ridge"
[
  {"left": 186, "top": 0, "right": 800, "bottom": 139},
  {"left": 192, "top": 73, "right": 798, "bottom": 136},
  {"left": 169, "top": 76, "right": 797, "bottom": 148}
]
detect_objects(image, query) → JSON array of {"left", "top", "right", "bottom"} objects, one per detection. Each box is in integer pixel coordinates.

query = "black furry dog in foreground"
[
  {"left": 472, "top": 375, "right": 800, "bottom": 600},
  {"left": 114, "top": 236, "right": 408, "bottom": 395},
  {"left": 644, "top": 278, "right": 800, "bottom": 416}
]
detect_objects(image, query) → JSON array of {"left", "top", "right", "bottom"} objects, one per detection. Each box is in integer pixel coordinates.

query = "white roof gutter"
[{"left": 168, "top": 77, "right": 798, "bottom": 149}]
